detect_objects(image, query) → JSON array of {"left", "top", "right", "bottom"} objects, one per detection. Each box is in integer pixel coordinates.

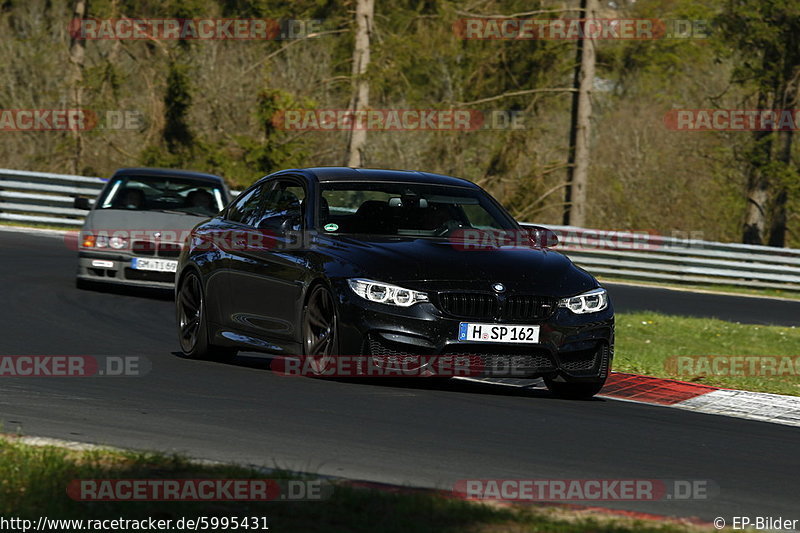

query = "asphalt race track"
[
  {"left": 1, "top": 230, "right": 799, "bottom": 521},
  {"left": 603, "top": 281, "right": 800, "bottom": 327}
]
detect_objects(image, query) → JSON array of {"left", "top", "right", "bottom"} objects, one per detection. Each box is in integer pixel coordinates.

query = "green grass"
[
  {"left": 615, "top": 312, "right": 800, "bottom": 395},
  {"left": 0, "top": 221, "right": 76, "bottom": 232},
  {"left": 0, "top": 437, "right": 709, "bottom": 532}
]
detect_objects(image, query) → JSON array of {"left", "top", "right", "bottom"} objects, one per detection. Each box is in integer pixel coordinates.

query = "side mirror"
[
  {"left": 73, "top": 197, "right": 91, "bottom": 210},
  {"left": 527, "top": 226, "right": 559, "bottom": 248},
  {"left": 254, "top": 212, "right": 304, "bottom": 250},
  {"left": 258, "top": 210, "right": 302, "bottom": 234},
  {"left": 280, "top": 213, "right": 302, "bottom": 234}
]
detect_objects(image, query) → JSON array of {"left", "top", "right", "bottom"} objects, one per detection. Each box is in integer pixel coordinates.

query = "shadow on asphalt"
[
  {"left": 170, "top": 350, "right": 606, "bottom": 402},
  {"left": 76, "top": 280, "right": 173, "bottom": 301}
]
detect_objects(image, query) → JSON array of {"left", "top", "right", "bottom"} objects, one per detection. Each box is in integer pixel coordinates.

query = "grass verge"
[
  {"left": 615, "top": 312, "right": 800, "bottom": 396},
  {"left": 0, "top": 437, "right": 709, "bottom": 532},
  {"left": 0, "top": 221, "right": 76, "bottom": 232}
]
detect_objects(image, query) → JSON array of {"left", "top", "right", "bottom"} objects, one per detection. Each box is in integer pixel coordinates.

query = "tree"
[
  {"left": 163, "top": 61, "right": 194, "bottom": 155},
  {"left": 563, "top": 0, "right": 598, "bottom": 227},
  {"left": 717, "top": 0, "right": 800, "bottom": 246},
  {"left": 345, "top": 0, "right": 374, "bottom": 167},
  {"left": 67, "top": 0, "right": 88, "bottom": 174}
]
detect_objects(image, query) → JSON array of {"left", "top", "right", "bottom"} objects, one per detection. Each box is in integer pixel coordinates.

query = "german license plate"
[
  {"left": 130, "top": 258, "right": 178, "bottom": 273},
  {"left": 458, "top": 322, "right": 540, "bottom": 343}
]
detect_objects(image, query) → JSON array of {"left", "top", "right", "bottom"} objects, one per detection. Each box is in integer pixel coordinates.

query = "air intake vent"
[
  {"left": 438, "top": 292, "right": 498, "bottom": 319},
  {"left": 437, "top": 292, "right": 557, "bottom": 320},
  {"left": 505, "top": 295, "right": 558, "bottom": 320}
]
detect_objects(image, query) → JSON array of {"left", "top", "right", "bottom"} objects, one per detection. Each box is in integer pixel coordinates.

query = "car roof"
[
  {"left": 274, "top": 167, "right": 481, "bottom": 189},
  {"left": 112, "top": 167, "right": 225, "bottom": 184}
]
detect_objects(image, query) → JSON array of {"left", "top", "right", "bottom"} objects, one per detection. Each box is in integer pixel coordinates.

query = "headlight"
[
  {"left": 348, "top": 279, "right": 429, "bottom": 307},
  {"left": 108, "top": 236, "right": 127, "bottom": 249},
  {"left": 81, "top": 234, "right": 127, "bottom": 249},
  {"left": 559, "top": 288, "right": 608, "bottom": 314}
]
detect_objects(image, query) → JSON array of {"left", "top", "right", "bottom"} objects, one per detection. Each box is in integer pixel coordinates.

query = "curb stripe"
[
  {"left": 675, "top": 389, "right": 800, "bottom": 427},
  {"left": 599, "top": 372, "right": 718, "bottom": 405},
  {"left": 460, "top": 372, "right": 800, "bottom": 428},
  {"left": 598, "top": 373, "right": 800, "bottom": 428}
]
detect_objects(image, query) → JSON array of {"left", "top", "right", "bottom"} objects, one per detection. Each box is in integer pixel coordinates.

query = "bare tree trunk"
[
  {"left": 742, "top": 47, "right": 784, "bottom": 245},
  {"left": 345, "top": 0, "right": 374, "bottom": 168},
  {"left": 562, "top": 0, "right": 597, "bottom": 227},
  {"left": 742, "top": 99, "right": 773, "bottom": 245},
  {"left": 767, "top": 73, "right": 799, "bottom": 247},
  {"left": 767, "top": 125, "right": 792, "bottom": 247},
  {"left": 68, "top": 0, "right": 88, "bottom": 175}
]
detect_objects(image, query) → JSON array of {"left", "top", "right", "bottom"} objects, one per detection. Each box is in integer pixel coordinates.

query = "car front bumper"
[
  {"left": 77, "top": 250, "right": 178, "bottom": 289},
  {"left": 332, "top": 281, "right": 614, "bottom": 382}
]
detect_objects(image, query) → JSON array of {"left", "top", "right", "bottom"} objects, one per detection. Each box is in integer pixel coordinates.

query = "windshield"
[
  {"left": 319, "top": 181, "right": 516, "bottom": 237},
  {"left": 96, "top": 175, "right": 227, "bottom": 217}
]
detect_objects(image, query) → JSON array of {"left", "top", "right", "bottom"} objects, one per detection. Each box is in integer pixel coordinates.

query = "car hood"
[
  {"left": 319, "top": 235, "right": 597, "bottom": 297},
  {"left": 83, "top": 209, "right": 209, "bottom": 239}
]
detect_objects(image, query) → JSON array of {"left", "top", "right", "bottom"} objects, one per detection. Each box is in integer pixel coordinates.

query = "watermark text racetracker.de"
[
  {"left": 453, "top": 18, "right": 709, "bottom": 40},
  {"left": 69, "top": 17, "right": 323, "bottom": 40},
  {"left": 666, "top": 355, "right": 800, "bottom": 377},
  {"left": 273, "top": 354, "right": 500, "bottom": 378},
  {"left": 67, "top": 227, "right": 706, "bottom": 255},
  {"left": 271, "top": 109, "right": 530, "bottom": 131},
  {"left": 449, "top": 228, "right": 705, "bottom": 252},
  {"left": 453, "top": 478, "right": 718, "bottom": 501},
  {"left": 0, "top": 355, "right": 149, "bottom": 377},
  {"left": 68, "top": 478, "right": 332, "bottom": 501},
  {"left": 0, "top": 109, "right": 144, "bottom": 132},
  {"left": 664, "top": 109, "right": 800, "bottom": 131}
]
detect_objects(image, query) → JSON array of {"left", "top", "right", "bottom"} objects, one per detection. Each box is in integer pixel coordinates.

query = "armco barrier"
[
  {"left": 1, "top": 168, "right": 798, "bottom": 290},
  {"left": 525, "top": 225, "right": 800, "bottom": 291},
  {"left": 0, "top": 168, "right": 105, "bottom": 226}
]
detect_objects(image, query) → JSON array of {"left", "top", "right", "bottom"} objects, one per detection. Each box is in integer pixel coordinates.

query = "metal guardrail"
[
  {"left": 1, "top": 168, "right": 799, "bottom": 291},
  {"left": 523, "top": 224, "right": 800, "bottom": 291},
  {"left": 0, "top": 168, "right": 105, "bottom": 226}
]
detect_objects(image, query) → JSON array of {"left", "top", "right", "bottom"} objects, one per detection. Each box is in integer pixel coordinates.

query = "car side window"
[{"left": 226, "top": 185, "right": 264, "bottom": 226}]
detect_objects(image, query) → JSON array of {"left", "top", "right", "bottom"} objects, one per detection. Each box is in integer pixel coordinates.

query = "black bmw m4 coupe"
[{"left": 175, "top": 167, "right": 614, "bottom": 398}]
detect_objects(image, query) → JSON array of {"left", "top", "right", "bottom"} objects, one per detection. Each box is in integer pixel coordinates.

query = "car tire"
[
  {"left": 544, "top": 378, "right": 606, "bottom": 400},
  {"left": 302, "top": 284, "right": 339, "bottom": 376},
  {"left": 177, "top": 271, "right": 237, "bottom": 360}
]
